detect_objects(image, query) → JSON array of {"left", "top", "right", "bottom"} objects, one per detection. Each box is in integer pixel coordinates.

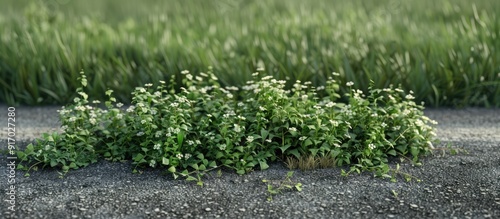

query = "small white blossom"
[
  {"left": 184, "top": 154, "right": 192, "bottom": 159},
  {"left": 116, "top": 102, "right": 124, "bottom": 108},
  {"left": 92, "top": 100, "right": 101, "bottom": 104},
  {"left": 159, "top": 80, "right": 166, "bottom": 84},
  {"left": 234, "top": 124, "right": 242, "bottom": 133},
  {"left": 186, "top": 74, "right": 193, "bottom": 80},
  {"left": 219, "top": 144, "right": 227, "bottom": 150},
  {"left": 299, "top": 136, "right": 307, "bottom": 141},
  {"left": 259, "top": 106, "right": 266, "bottom": 111},
  {"left": 69, "top": 117, "right": 77, "bottom": 122},
  {"left": 89, "top": 118, "right": 96, "bottom": 125},
  {"left": 288, "top": 127, "right": 297, "bottom": 132},
  {"left": 155, "top": 131, "right": 162, "bottom": 138},
  {"left": 346, "top": 81, "right": 354, "bottom": 87},
  {"left": 141, "top": 120, "right": 147, "bottom": 124},
  {"left": 176, "top": 154, "right": 184, "bottom": 159},
  {"left": 181, "top": 70, "right": 189, "bottom": 74},
  {"left": 145, "top": 83, "right": 153, "bottom": 87},
  {"left": 187, "top": 140, "right": 195, "bottom": 146},
  {"left": 195, "top": 140, "right": 201, "bottom": 145},
  {"left": 149, "top": 160, "right": 156, "bottom": 167},
  {"left": 325, "top": 102, "right": 335, "bottom": 108},
  {"left": 381, "top": 122, "right": 387, "bottom": 128},
  {"left": 265, "top": 139, "right": 272, "bottom": 143},
  {"left": 137, "top": 132, "right": 145, "bottom": 136},
  {"left": 154, "top": 143, "right": 161, "bottom": 150},
  {"left": 405, "top": 94, "right": 415, "bottom": 100},
  {"left": 246, "top": 136, "right": 254, "bottom": 143},
  {"left": 368, "top": 143, "right": 376, "bottom": 150},
  {"left": 126, "top": 106, "right": 135, "bottom": 113}
]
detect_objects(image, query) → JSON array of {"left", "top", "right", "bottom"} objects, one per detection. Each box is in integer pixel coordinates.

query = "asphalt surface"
[{"left": 1, "top": 105, "right": 499, "bottom": 219}]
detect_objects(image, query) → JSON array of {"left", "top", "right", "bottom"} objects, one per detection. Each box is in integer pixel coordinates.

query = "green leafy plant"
[
  {"left": 262, "top": 171, "right": 303, "bottom": 201},
  {"left": 17, "top": 69, "right": 438, "bottom": 184}
]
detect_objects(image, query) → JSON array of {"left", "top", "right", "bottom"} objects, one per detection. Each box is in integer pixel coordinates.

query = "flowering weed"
[{"left": 17, "top": 69, "right": 438, "bottom": 182}]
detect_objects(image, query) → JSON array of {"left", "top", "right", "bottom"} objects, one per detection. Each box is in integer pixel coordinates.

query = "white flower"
[
  {"left": 237, "top": 102, "right": 244, "bottom": 107},
  {"left": 405, "top": 94, "right": 415, "bottom": 100},
  {"left": 176, "top": 154, "right": 184, "bottom": 159},
  {"left": 392, "top": 126, "right": 401, "bottom": 131},
  {"left": 325, "top": 102, "right": 335, "bottom": 108},
  {"left": 187, "top": 140, "right": 194, "bottom": 146},
  {"left": 44, "top": 145, "right": 51, "bottom": 151},
  {"left": 301, "top": 95, "right": 308, "bottom": 101},
  {"left": 246, "top": 136, "right": 254, "bottom": 143},
  {"left": 265, "top": 139, "right": 272, "bottom": 143},
  {"left": 75, "top": 106, "right": 86, "bottom": 111},
  {"left": 170, "top": 102, "right": 179, "bottom": 108},
  {"left": 346, "top": 81, "right": 354, "bottom": 87},
  {"left": 381, "top": 122, "right": 387, "bottom": 128},
  {"left": 259, "top": 106, "right": 266, "bottom": 111},
  {"left": 145, "top": 83, "right": 153, "bottom": 87},
  {"left": 154, "top": 143, "right": 161, "bottom": 150},
  {"left": 73, "top": 97, "right": 80, "bottom": 103},
  {"left": 368, "top": 143, "right": 376, "bottom": 150},
  {"left": 184, "top": 154, "right": 192, "bottom": 159},
  {"left": 155, "top": 131, "right": 162, "bottom": 138},
  {"left": 186, "top": 74, "right": 193, "bottom": 80},
  {"left": 234, "top": 124, "right": 242, "bottom": 133},
  {"left": 138, "top": 88, "right": 146, "bottom": 93},
  {"left": 219, "top": 144, "right": 227, "bottom": 150},
  {"left": 257, "top": 67, "right": 265, "bottom": 71},
  {"left": 332, "top": 72, "right": 340, "bottom": 76},
  {"left": 115, "top": 102, "right": 123, "bottom": 108},
  {"left": 227, "top": 93, "right": 233, "bottom": 99},
  {"left": 69, "top": 117, "right": 77, "bottom": 122},
  {"left": 330, "top": 120, "right": 339, "bottom": 127},
  {"left": 181, "top": 70, "right": 189, "bottom": 74},
  {"left": 299, "top": 136, "right": 307, "bottom": 141},
  {"left": 395, "top": 88, "right": 404, "bottom": 93},
  {"left": 126, "top": 106, "right": 135, "bottom": 112},
  {"left": 288, "top": 127, "right": 297, "bottom": 132},
  {"left": 89, "top": 118, "right": 96, "bottom": 125},
  {"left": 116, "top": 113, "right": 123, "bottom": 119},
  {"left": 149, "top": 160, "right": 156, "bottom": 167},
  {"left": 159, "top": 80, "right": 166, "bottom": 84},
  {"left": 92, "top": 100, "right": 101, "bottom": 104},
  {"left": 137, "top": 132, "right": 145, "bottom": 136},
  {"left": 195, "top": 140, "right": 201, "bottom": 145}
]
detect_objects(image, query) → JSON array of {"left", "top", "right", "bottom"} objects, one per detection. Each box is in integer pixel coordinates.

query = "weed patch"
[{"left": 17, "top": 69, "right": 438, "bottom": 183}]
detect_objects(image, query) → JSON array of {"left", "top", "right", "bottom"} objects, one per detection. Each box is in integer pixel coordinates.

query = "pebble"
[
  {"left": 205, "top": 208, "right": 211, "bottom": 212},
  {"left": 410, "top": 204, "right": 418, "bottom": 208},
  {"left": 155, "top": 208, "right": 160, "bottom": 212}
]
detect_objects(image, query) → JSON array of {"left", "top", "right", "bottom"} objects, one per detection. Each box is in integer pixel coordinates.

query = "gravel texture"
[{"left": 1, "top": 106, "right": 499, "bottom": 219}]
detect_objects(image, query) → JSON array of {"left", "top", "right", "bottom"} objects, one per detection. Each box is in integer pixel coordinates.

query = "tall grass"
[{"left": 0, "top": 0, "right": 499, "bottom": 106}]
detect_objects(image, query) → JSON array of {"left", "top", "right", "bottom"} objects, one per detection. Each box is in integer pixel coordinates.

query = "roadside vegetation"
[{"left": 17, "top": 70, "right": 438, "bottom": 184}]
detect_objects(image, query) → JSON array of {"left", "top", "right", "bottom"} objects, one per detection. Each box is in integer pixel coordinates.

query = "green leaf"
[
  {"left": 286, "top": 171, "right": 294, "bottom": 178},
  {"left": 168, "top": 166, "right": 176, "bottom": 173},
  {"left": 261, "top": 128, "right": 269, "bottom": 139},
  {"left": 162, "top": 157, "right": 169, "bottom": 165},
  {"left": 387, "top": 149, "right": 397, "bottom": 156},
  {"left": 186, "top": 176, "right": 197, "bottom": 181},
  {"left": 303, "top": 139, "right": 313, "bottom": 147},
  {"left": 198, "top": 164, "right": 206, "bottom": 171},
  {"left": 295, "top": 183, "right": 303, "bottom": 191},
  {"left": 208, "top": 161, "right": 217, "bottom": 168},
  {"left": 50, "top": 160, "right": 58, "bottom": 167},
  {"left": 190, "top": 163, "right": 199, "bottom": 170},
  {"left": 236, "top": 169, "right": 245, "bottom": 175},
  {"left": 259, "top": 161, "right": 269, "bottom": 170},
  {"left": 288, "top": 149, "right": 300, "bottom": 159}
]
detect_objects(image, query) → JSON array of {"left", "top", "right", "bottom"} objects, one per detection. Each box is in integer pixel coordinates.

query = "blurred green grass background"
[{"left": 0, "top": 0, "right": 499, "bottom": 106}]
